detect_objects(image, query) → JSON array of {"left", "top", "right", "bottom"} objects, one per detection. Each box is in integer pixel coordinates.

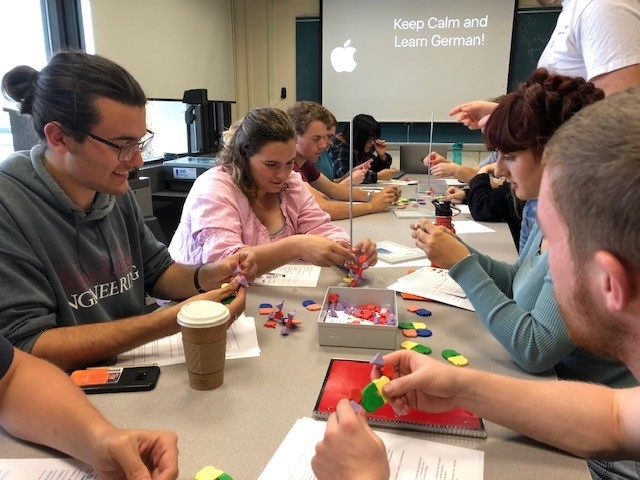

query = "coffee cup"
[{"left": 177, "top": 300, "right": 230, "bottom": 390}]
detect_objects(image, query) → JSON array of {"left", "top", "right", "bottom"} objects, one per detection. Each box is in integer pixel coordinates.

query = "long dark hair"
[{"left": 339, "top": 113, "right": 381, "bottom": 159}]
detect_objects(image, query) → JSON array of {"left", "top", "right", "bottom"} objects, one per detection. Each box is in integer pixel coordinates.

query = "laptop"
[
  {"left": 399, "top": 143, "right": 449, "bottom": 174},
  {"left": 416, "top": 176, "right": 449, "bottom": 195}
]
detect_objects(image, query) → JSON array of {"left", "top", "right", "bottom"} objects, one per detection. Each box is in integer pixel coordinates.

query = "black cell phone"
[
  {"left": 392, "top": 170, "right": 406, "bottom": 179},
  {"left": 70, "top": 366, "right": 160, "bottom": 394}
]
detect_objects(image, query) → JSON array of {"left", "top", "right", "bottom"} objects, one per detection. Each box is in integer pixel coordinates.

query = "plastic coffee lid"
[{"left": 177, "top": 300, "right": 230, "bottom": 328}]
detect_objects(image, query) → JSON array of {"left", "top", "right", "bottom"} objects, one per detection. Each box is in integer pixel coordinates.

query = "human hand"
[
  {"left": 376, "top": 168, "right": 398, "bottom": 181},
  {"left": 448, "top": 100, "right": 498, "bottom": 130},
  {"left": 445, "top": 187, "right": 466, "bottom": 203},
  {"left": 370, "top": 187, "right": 397, "bottom": 212},
  {"left": 201, "top": 251, "right": 257, "bottom": 290},
  {"left": 300, "top": 235, "right": 356, "bottom": 267},
  {"left": 422, "top": 151, "right": 446, "bottom": 170},
  {"left": 477, "top": 164, "right": 505, "bottom": 188},
  {"left": 430, "top": 162, "right": 461, "bottom": 179},
  {"left": 478, "top": 163, "right": 497, "bottom": 176},
  {"left": 375, "top": 350, "right": 464, "bottom": 416},
  {"left": 373, "top": 139, "right": 388, "bottom": 158},
  {"left": 352, "top": 238, "right": 378, "bottom": 267},
  {"left": 410, "top": 220, "right": 469, "bottom": 269},
  {"left": 350, "top": 169, "right": 367, "bottom": 184},
  {"left": 91, "top": 428, "right": 179, "bottom": 480},
  {"left": 311, "top": 398, "right": 389, "bottom": 480},
  {"left": 193, "top": 280, "right": 247, "bottom": 325}
]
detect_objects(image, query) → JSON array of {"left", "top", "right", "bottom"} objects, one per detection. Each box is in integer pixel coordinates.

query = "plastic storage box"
[{"left": 317, "top": 287, "right": 398, "bottom": 350}]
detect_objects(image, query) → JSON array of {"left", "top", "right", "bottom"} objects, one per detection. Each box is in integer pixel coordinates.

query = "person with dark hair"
[
  {"left": 0, "top": 51, "right": 255, "bottom": 372},
  {"left": 445, "top": 154, "right": 525, "bottom": 251},
  {"left": 0, "top": 335, "right": 179, "bottom": 479},
  {"left": 312, "top": 87, "right": 640, "bottom": 480},
  {"left": 410, "top": 69, "right": 638, "bottom": 479},
  {"left": 168, "top": 106, "right": 378, "bottom": 274},
  {"left": 286, "top": 101, "right": 399, "bottom": 220},
  {"left": 328, "top": 113, "right": 397, "bottom": 184}
]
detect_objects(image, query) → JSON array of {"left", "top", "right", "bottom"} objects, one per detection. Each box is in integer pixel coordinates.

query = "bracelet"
[
  {"left": 366, "top": 191, "right": 372, "bottom": 202},
  {"left": 193, "top": 265, "right": 206, "bottom": 293}
]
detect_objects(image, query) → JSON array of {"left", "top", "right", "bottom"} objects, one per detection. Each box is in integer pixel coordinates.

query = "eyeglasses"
[
  {"left": 55, "top": 122, "right": 154, "bottom": 162},
  {"left": 84, "top": 129, "right": 154, "bottom": 162}
]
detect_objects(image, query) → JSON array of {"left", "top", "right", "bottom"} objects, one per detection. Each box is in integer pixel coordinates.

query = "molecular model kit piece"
[
  {"left": 397, "top": 321, "right": 432, "bottom": 338},
  {"left": 195, "top": 465, "right": 233, "bottom": 480},
  {"left": 220, "top": 265, "right": 250, "bottom": 305},
  {"left": 348, "top": 353, "right": 397, "bottom": 413},
  {"left": 258, "top": 300, "right": 302, "bottom": 336},
  {"left": 325, "top": 293, "right": 396, "bottom": 327},
  {"left": 400, "top": 340, "right": 432, "bottom": 355},
  {"left": 442, "top": 348, "right": 469, "bottom": 366},
  {"left": 342, "top": 254, "right": 370, "bottom": 287}
]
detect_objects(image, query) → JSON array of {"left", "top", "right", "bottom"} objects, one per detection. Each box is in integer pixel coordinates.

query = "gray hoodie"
[{"left": 0, "top": 145, "right": 174, "bottom": 351}]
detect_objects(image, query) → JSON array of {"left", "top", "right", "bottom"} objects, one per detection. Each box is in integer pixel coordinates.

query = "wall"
[
  {"left": 233, "top": 0, "right": 559, "bottom": 120},
  {"left": 88, "top": 0, "right": 559, "bottom": 120},
  {"left": 90, "top": 0, "right": 235, "bottom": 100},
  {"left": 231, "top": 0, "right": 318, "bottom": 116}
]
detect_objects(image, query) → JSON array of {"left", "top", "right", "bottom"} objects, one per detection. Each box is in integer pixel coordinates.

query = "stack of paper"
[{"left": 387, "top": 266, "right": 475, "bottom": 311}]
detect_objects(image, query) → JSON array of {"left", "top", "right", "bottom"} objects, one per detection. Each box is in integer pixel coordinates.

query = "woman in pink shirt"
[{"left": 169, "top": 106, "right": 377, "bottom": 275}]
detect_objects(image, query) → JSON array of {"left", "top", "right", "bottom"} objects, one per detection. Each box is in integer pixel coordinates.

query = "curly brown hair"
[
  {"left": 218, "top": 106, "right": 295, "bottom": 200},
  {"left": 483, "top": 68, "right": 605, "bottom": 158}
]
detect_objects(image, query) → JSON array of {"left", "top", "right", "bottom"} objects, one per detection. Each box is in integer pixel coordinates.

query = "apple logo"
[{"left": 330, "top": 39, "right": 357, "bottom": 73}]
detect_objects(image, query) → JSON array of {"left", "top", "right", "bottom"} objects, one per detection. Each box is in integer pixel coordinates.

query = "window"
[
  {"left": 0, "top": 0, "right": 48, "bottom": 158},
  {"left": 144, "top": 100, "right": 189, "bottom": 161}
]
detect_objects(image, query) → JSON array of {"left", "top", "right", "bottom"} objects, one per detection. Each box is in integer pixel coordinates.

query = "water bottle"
[{"left": 452, "top": 142, "right": 463, "bottom": 165}]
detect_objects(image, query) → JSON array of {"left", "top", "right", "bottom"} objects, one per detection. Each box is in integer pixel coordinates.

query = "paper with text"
[
  {"left": 258, "top": 417, "right": 484, "bottom": 480},
  {"left": 115, "top": 314, "right": 260, "bottom": 366},
  {"left": 0, "top": 458, "right": 94, "bottom": 479},
  {"left": 253, "top": 262, "right": 322, "bottom": 288},
  {"left": 387, "top": 280, "right": 474, "bottom": 311}
]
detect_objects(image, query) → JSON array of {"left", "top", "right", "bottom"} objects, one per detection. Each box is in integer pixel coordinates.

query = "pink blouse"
[{"left": 168, "top": 166, "right": 350, "bottom": 264}]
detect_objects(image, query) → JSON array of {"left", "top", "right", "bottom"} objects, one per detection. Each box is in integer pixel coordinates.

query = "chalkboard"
[
  {"left": 295, "top": 7, "right": 561, "bottom": 143},
  {"left": 296, "top": 17, "right": 321, "bottom": 103},
  {"left": 508, "top": 7, "right": 561, "bottom": 91}
]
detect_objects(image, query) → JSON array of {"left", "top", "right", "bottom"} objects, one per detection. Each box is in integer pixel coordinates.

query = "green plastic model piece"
[
  {"left": 400, "top": 340, "right": 432, "bottom": 355},
  {"left": 413, "top": 344, "right": 432, "bottom": 355},
  {"left": 442, "top": 349, "right": 468, "bottom": 366},
  {"left": 195, "top": 466, "right": 234, "bottom": 480},
  {"left": 361, "top": 380, "right": 386, "bottom": 412}
]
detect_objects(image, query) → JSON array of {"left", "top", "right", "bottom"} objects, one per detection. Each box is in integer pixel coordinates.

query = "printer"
[{"left": 162, "top": 156, "right": 218, "bottom": 191}]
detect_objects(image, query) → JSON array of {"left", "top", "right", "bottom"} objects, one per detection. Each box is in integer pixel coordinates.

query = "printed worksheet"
[
  {"left": 253, "top": 262, "right": 322, "bottom": 287},
  {"left": 258, "top": 417, "right": 484, "bottom": 480},
  {"left": 114, "top": 314, "right": 260, "bottom": 366},
  {"left": 0, "top": 458, "right": 94, "bottom": 479}
]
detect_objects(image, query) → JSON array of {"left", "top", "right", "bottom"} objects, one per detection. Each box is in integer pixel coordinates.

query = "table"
[{"left": 0, "top": 182, "right": 590, "bottom": 480}]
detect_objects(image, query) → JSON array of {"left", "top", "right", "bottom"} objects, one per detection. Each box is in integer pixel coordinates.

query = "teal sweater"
[{"left": 448, "top": 223, "right": 635, "bottom": 388}]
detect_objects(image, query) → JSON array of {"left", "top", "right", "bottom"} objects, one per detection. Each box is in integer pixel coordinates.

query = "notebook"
[
  {"left": 313, "top": 358, "right": 487, "bottom": 438},
  {"left": 399, "top": 143, "right": 449, "bottom": 174}
]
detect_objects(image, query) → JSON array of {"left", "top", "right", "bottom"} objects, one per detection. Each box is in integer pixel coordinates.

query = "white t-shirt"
[{"left": 538, "top": 0, "right": 640, "bottom": 81}]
